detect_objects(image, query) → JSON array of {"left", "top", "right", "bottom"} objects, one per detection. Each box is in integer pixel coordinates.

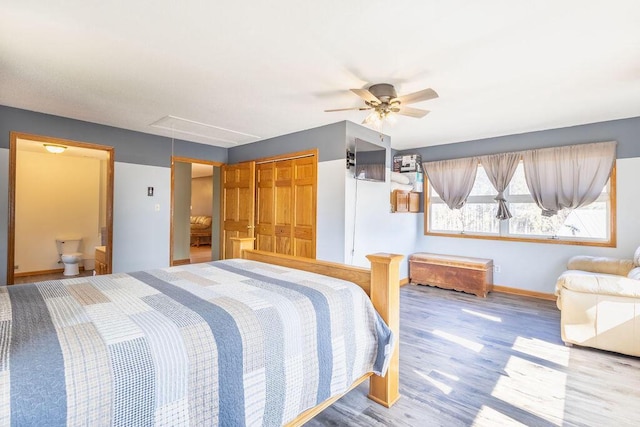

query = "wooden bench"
[{"left": 409, "top": 253, "right": 493, "bottom": 297}]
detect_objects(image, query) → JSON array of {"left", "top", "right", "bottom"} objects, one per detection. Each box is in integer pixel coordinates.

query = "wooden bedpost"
[
  {"left": 230, "top": 237, "right": 255, "bottom": 258},
  {"left": 366, "top": 253, "right": 403, "bottom": 408}
]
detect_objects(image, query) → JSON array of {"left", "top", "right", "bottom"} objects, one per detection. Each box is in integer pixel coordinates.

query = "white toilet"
[{"left": 56, "top": 238, "right": 83, "bottom": 276}]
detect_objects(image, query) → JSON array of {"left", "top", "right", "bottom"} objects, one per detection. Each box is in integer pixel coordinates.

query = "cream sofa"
[
  {"left": 190, "top": 215, "right": 212, "bottom": 247},
  {"left": 555, "top": 247, "right": 640, "bottom": 356}
]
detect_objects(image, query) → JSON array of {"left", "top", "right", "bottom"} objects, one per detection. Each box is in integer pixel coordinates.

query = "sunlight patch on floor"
[
  {"left": 491, "top": 355, "right": 566, "bottom": 426},
  {"left": 432, "top": 329, "right": 484, "bottom": 352},
  {"left": 472, "top": 405, "right": 527, "bottom": 427},
  {"left": 512, "top": 336, "right": 570, "bottom": 367},
  {"left": 462, "top": 308, "right": 502, "bottom": 322},
  {"left": 413, "top": 369, "right": 454, "bottom": 395}
]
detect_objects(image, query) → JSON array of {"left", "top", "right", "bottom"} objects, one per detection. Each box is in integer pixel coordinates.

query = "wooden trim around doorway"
[
  {"left": 170, "top": 156, "right": 222, "bottom": 266},
  {"left": 7, "top": 132, "right": 114, "bottom": 285}
]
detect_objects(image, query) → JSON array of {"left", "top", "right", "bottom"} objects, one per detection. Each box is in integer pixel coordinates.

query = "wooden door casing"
[{"left": 222, "top": 161, "right": 256, "bottom": 259}]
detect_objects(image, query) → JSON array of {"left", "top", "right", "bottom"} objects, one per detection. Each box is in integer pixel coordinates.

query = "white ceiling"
[{"left": 2, "top": 1, "right": 640, "bottom": 150}]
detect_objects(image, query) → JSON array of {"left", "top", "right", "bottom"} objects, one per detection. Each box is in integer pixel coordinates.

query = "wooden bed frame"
[{"left": 230, "top": 238, "right": 402, "bottom": 426}]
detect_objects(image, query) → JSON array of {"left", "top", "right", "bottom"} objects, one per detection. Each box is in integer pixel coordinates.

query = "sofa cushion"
[
  {"left": 556, "top": 270, "right": 640, "bottom": 299},
  {"left": 567, "top": 256, "right": 634, "bottom": 276},
  {"left": 190, "top": 215, "right": 212, "bottom": 229}
]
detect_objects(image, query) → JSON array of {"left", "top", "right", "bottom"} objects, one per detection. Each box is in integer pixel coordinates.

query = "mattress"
[{"left": 0, "top": 259, "right": 394, "bottom": 426}]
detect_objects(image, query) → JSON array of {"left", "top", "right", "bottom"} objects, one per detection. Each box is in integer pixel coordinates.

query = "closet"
[
  {"left": 222, "top": 151, "right": 317, "bottom": 259},
  {"left": 255, "top": 153, "right": 316, "bottom": 258}
]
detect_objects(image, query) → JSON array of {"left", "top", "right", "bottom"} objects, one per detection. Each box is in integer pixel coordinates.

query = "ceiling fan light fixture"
[
  {"left": 385, "top": 112, "right": 398, "bottom": 125},
  {"left": 326, "top": 82, "right": 437, "bottom": 127},
  {"left": 364, "top": 109, "right": 396, "bottom": 131}
]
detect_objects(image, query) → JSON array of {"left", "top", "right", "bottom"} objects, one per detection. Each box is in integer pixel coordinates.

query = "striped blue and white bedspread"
[{"left": 0, "top": 259, "right": 395, "bottom": 426}]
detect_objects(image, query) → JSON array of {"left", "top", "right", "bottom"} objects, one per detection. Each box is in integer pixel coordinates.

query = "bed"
[{"left": 0, "top": 237, "right": 402, "bottom": 426}]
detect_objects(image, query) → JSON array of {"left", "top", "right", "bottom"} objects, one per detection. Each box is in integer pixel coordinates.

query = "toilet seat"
[
  {"left": 61, "top": 252, "right": 83, "bottom": 276},
  {"left": 62, "top": 252, "right": 83, "bottom": 259}
]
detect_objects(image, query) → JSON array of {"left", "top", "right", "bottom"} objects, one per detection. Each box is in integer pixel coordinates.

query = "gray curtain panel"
[
  {"left": 522, "top": 141, "right": 616, "bottom": 216},
  {"left": 479, "top": 152, "right": 520, "bottom": 220},
  {"left": 423, "top": 157, "right": 478, "bottom": 210}
]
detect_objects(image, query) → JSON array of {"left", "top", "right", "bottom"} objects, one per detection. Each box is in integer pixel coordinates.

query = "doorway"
[
  {"left": 170, "top": 157, "right": 222, "bottom": 266},
  {"left": 7, "top": 132, "right": 114, "bottom": 285}
]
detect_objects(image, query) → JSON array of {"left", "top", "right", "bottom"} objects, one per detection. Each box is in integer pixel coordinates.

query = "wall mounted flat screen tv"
[{"left": 354, "top": 138, "right": 386, "bottom": 182}]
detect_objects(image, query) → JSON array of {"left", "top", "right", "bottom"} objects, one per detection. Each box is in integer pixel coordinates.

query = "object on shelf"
[
  {"left": 393, "top": 154, "right": 422, "bottom": 173},
  {"left": 392, "top": 190, "right": 420, "bottom": 213}
]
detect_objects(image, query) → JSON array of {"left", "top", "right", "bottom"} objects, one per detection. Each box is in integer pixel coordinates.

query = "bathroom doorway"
[
  {"left": 7, "top": 132, "right": 114, "bottom": 285},
  {"left": 170, "top": 157, "right": 222, "bottom": 266}
]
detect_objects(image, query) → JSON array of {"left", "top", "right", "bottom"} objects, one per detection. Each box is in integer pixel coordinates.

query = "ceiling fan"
[{"left": 325, "top": 83, "right": 438, "bottom": 126}]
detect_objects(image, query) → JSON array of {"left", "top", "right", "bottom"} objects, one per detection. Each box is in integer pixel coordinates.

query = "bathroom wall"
[
  {"left": 98, "top": 158, "right": 108, "bottom": 241},
  {"left": 15, "top": 150, "right": 101, "bottom": 273}
]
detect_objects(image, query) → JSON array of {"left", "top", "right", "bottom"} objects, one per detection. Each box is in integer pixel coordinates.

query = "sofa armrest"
[{"left": 567, "top": 256, "right": 634, "bottom": 276}]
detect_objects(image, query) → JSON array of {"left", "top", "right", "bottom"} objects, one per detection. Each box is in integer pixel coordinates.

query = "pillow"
[
  {"left": 628, "top": 267, "right": 640, "bottom": 281},
  {"left": 390, "top": 171, "right": 410, "bottom": 185},
  {"left": 567, "top": 256, "right": 635, "bottom": 276},
  {"left": 634, "top": 246, "right": 640, "bottom": 266},
  {"left": 390, "top": 181, "right": 414, "bottom": 192}
]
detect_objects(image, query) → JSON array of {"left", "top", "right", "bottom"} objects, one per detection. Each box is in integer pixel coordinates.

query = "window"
[{"left": 426, "top": 161, "right": 614, "bottom": 246}]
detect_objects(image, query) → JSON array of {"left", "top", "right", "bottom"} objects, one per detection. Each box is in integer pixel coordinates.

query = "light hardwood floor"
[
  {"left": 308, "top": 284, "right": 640, "bottom": 426},
  {"left": 190, "top": 244, "right": 213, "bottom": 264},
  {"left": 12, "top": 268, "right": 94, "bottom": 284}
]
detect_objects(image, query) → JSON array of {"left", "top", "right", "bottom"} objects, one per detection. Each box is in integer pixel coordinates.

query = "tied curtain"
[
  {"left": 479, "top": 152, "right": 520, "bottom": 220},
  {"left": 522, "top": 141, "right": 616, "bottom": 216},
  {"left": 423, "top": 157, "right": 478, "bottom": 210}
]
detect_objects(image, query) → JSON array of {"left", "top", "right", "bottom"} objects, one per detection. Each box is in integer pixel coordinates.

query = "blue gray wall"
[
  {"left": 0, "top": 105, "right": 227, "bottom": 283},
  {"left": 398, "top": 116, "right": 640, "bottom": 160},
  {"left": 2, "top": 102, "right": 639, "bottom": 291},
  {"left": 0, "top": 106, "right": 228, "bottom": 165},
  {"left": 229, "top": 121, "right": 347, "bottom": 163},
  {"left": 392, "top": 115, "right": 640, "bottom": 292}
]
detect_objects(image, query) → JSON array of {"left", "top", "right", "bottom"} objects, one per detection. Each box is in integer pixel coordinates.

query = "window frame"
[{"left": 424, "top": 161, "right": 617, "bottom": 248}]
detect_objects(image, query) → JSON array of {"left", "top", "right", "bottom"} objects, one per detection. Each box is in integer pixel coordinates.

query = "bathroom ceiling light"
[{"left": 44, "top": 143, "right": 67, "bottom": 154}]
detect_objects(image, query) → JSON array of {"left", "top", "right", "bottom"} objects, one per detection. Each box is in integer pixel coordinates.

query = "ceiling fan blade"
[
  {"left": 350, "top": 88, "right": 380, "bottom": 104},
  {"left": 396, "top": 88, "right": 438, "bottom": 105},
  {"left": 324, "top": 107, "right": 372, "bottom": 112},
  {"left": 397, "top": 106, "right": 430, "bottom": 118}
]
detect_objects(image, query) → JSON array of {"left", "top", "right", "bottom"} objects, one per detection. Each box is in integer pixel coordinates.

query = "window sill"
[{"left": 425, "top": 231, "right": 615, "bottom": 248}]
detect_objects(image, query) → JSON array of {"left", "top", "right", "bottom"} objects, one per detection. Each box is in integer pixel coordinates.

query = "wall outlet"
[
  {"left": 494, "top": 265, "right": 501, "bottom": 273},
  {"left": 14, "top": 265, "right": 19, "bottom": 270}
]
